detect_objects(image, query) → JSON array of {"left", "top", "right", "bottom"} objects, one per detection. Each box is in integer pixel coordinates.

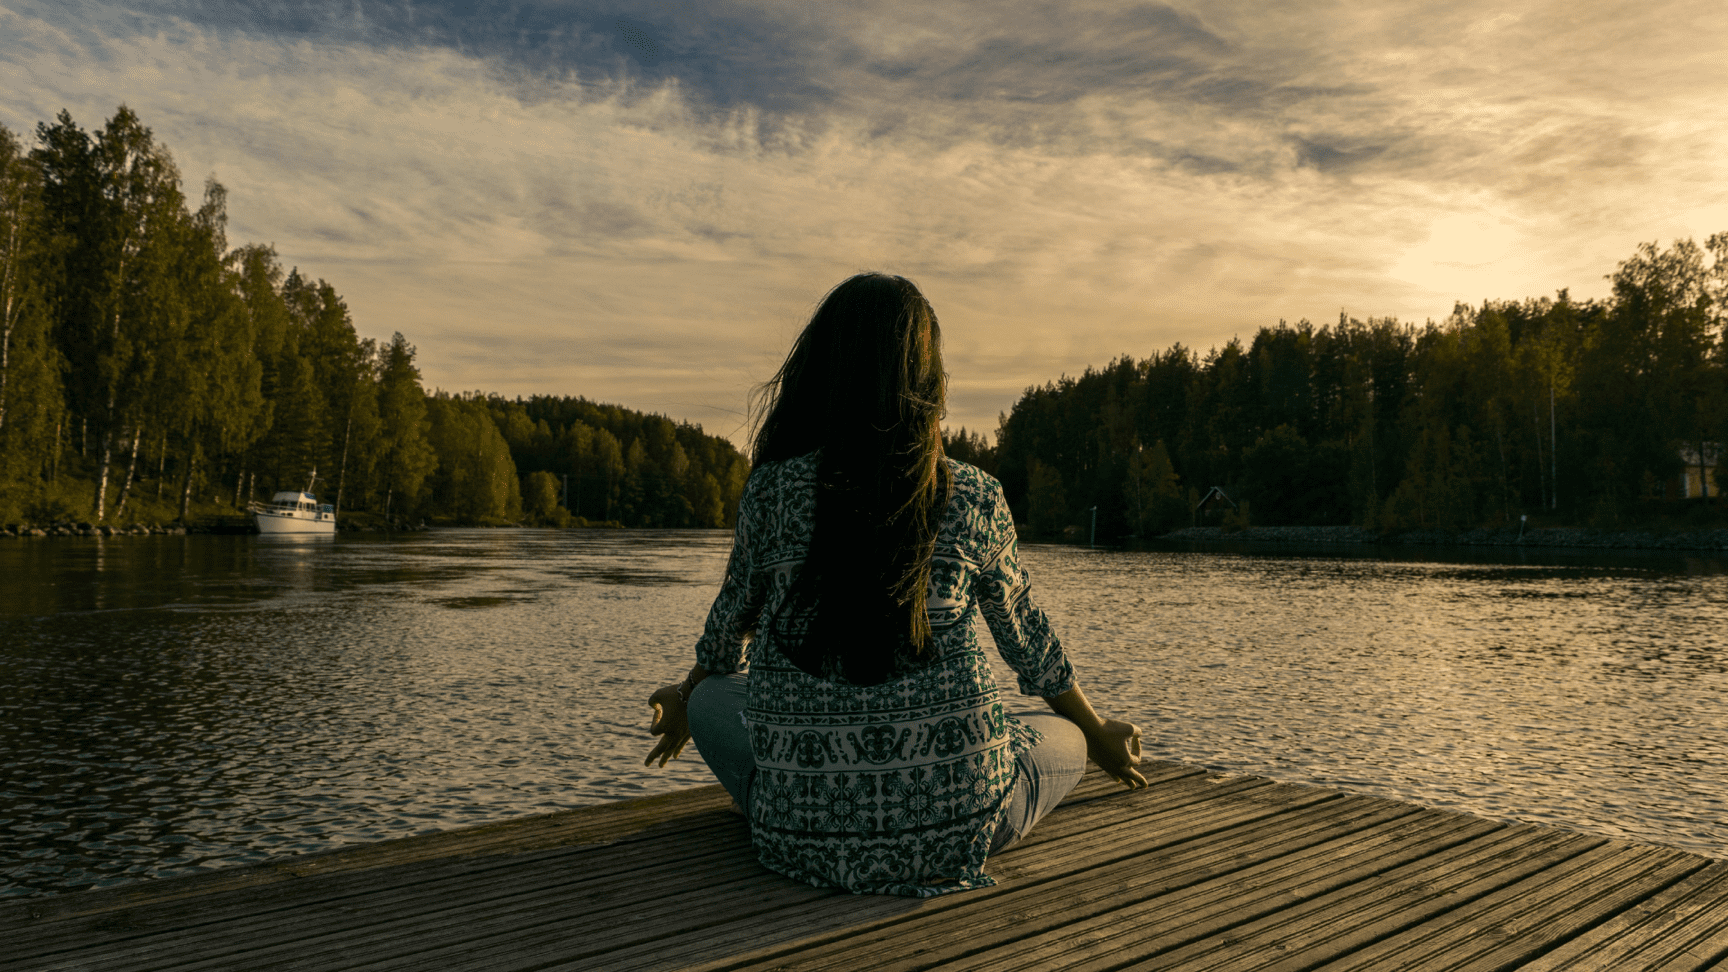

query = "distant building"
[
  {"left": 1673, "top": 443, "right": 1721, "bottom": 499},
  {"left": 1195, "top": 486, "right": 1237, "bottom": 515}
]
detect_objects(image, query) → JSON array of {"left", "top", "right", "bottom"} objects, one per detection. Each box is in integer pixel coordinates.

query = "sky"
[{"left": 3, "top": 0, "right": 1726, "bottom": 445}]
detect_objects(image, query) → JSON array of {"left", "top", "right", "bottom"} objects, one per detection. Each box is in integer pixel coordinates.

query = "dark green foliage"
[
  {"left": 941, "top": 426, "right": 995, "bottom": 476},
  {"left": 522, "top": 470, "right": 563, "bottom": 525},
  {"left": 485, "top": 394, "right": 745, "bottom": 528},
  {"left": 1241, "top": 426, "right": 1352, "bottom": 526},
  {"left": 0, "top": 106, "right": 749, "bottom": 529},
  {"left": 375, "top": 333, "right": 437, "bottom": 520},
  {"left": 981, "top": 239, "right": 1727, "bottom": 539},
  {"left": 1124, "top": 440, "right": 1186, "bottom": 536},
  {"left": 424, "top": 392, "right": 520, "bottom": 523},
  {"left": 3, "top": 106, "right": 1718, "bottom": 534},
  {"left": 1026, "top": 459, "right": 1068, "bottom": 537},
  {"left": 0, "top": 124, "right": 59, "bottom": 491}
]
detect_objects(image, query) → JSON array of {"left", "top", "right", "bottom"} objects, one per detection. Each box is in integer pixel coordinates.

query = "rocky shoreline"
[
  {"left": 1, "top": 519, "right": 430, "bottom": 538},
  {"left": 11, "top": 520, "right": 1727, "bottom": 552},
  {"left": 3, "top": 521, "right": 188, "bottom": 538},
  {"left": 1160, "top": 525, "right": 1728, "bottom": 552}
]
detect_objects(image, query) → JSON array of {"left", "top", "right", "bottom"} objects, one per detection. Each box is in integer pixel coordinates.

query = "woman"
[{"left": 644, "top": 272, "right": 1145, "bottom": 897}]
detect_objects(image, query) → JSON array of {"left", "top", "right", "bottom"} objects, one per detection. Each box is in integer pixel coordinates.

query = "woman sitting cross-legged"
[{"left": 644, "top": 271, "right": 1146, "bottom": 897}]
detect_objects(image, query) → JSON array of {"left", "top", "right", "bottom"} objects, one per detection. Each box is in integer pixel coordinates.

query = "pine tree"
[
  {"left": 32, "top": 107, "right": 188, "bottom": 520},
  {"left": 375, "top": 333, "right": 435, "bottom": 523},
  {"left": 0, "top": 123, "right": 61, "bottom": 504}
]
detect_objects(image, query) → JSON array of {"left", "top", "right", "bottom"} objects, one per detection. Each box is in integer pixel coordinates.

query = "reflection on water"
[
  {"left": 1, "top": 532, "right": 1724, "bottom": 898},
  {"left": 1028, "top": 547, "right": 1726, "bottom": 863}
]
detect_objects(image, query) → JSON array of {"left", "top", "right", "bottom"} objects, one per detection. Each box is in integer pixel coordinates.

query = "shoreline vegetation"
[
  {"left": 10, "top": 517, "right": 1728, "bottom": 553},
  {"left": 0, "top": 107, "right": 750, "bottom": 534},
  {"left": 16, "top": 510, "right": 1724, "bottom": 566},
  {"left": 946, "top": 235, "right": 1728, "bottom": 548},
  {"left": 4, "top": 106, "right": 1725, "bottom": 546},
  {"left": 1160, "top": 524, "right": 1728, "bottom": 552}
]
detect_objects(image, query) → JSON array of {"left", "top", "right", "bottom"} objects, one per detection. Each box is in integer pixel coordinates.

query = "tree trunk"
[
  {"left": 93, "top": 425, "right": 114, "bottom": 521},
  {"left": 0, "top": 193, "right": 19, "bottom": 435},
  {"left": 1555, "top": 380, "right": 1569, "bottom": 511},
  {"left": 179, "top": 444, "right": 198, "bottom": 523},
  {"left": 0, "top": 309, "right": 10, "bottom": 435},
  {"left": 1531, "top": 398, "right": 1546, "bottom": 511},
  {"left": 155, "top": 433, "right": 168, "bottom": 502},
  {"left": 384, "top": 484, "right": 393, "bottom": 530},
  {"left": 114, "top": 425, "right": 142, "bottom": 519},
  {"left": 1495, "top": 424, "right": 1510, "bottom": 522},
  {"left": 335, "top": 411, "right": 352, "bottom": 514}
]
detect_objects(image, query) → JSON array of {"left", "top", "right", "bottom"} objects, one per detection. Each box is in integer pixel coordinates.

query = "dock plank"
[
  {"left": 0, "top": 784, "right": 737, "bottom": 932},
  {"left": 11, "top": 812, "right": 749, "bottom": 965},
  {"left": 727, "top": 795, "right": 1433, "bottom": 972},
  {"left": 1130, "top": 828, "right": 1603, "bottom": 972},
  {"left": 297, "top": 768, "right": 1244, "bottom": 972},
  {"left": 1311, "top": 844, "right": 1707, "bottom": 972},
  {"left": 115, "top": 769, "right": 1207, "bottom": 972},
  {"left": 1516, "top": 862, "right": 1728, "bottom": 972},
  {"left": 6, "top": 760, "right": 1725, "bottom": 972},
  {"left": 568, "top": 779, "right": 1349, "bottom": 972}
]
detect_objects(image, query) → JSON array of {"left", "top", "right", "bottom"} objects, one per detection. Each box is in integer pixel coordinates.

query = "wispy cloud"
[{"left": 3, "top": 0, "right": 1725, "bottom": 442}]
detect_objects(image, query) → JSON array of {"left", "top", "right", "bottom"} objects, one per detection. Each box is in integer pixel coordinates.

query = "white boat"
[{"left": 250, "top": 490, "right": 337, "bottom": 535}]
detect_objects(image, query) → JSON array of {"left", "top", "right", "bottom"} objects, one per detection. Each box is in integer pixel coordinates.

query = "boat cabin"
[{"left": 267, "top": 491, "right": 333, "bottom": 514}]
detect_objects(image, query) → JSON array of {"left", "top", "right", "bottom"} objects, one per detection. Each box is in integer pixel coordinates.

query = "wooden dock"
[{"left": 5, "top": 761, "right": 1726, "bottom": 971}]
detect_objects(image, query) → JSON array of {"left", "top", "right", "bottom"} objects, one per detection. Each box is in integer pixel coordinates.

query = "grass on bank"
[
  {"left": 0, "top": 474, "right": 228, "bottom": 529},
  {"left": 1, "top": 470, "right": 629, "bottom": 532},
  {"left": 9, "top": 457, "right": 1725, "bottom": 536}
]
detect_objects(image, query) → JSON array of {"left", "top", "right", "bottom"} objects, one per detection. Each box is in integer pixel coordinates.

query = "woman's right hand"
[
  {"left": 1042, "top": 685, "right": 1149, "bottom": 789},
  {"left": 1083, "top": 718, "right": 1148, "bottom": 789}
]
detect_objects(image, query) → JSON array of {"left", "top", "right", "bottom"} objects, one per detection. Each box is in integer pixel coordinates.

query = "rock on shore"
[{"left": 1, "top": 522, "right": 186, "bottom": 538}]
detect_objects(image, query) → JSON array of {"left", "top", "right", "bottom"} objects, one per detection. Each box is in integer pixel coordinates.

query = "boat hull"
[{"left": 254, "top": 511, "right": 336, "bottom": 535}]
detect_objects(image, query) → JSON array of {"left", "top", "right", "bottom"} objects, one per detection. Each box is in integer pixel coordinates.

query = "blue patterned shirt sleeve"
[
  {"left": 974, "top": 479, "right": 1076, "bottom": 698},
  {"left": 694, "top": 468, "right": 766, "bottom": 675}
]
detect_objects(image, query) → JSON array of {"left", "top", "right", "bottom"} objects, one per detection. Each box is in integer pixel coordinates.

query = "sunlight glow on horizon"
[{"left": 3, "top": 0, "right": 1725, "bottom": 446}]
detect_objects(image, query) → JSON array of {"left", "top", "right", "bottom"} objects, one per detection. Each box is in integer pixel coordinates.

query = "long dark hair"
[{"left": 752, "top": 273, "right": 951, "bottom": 685}]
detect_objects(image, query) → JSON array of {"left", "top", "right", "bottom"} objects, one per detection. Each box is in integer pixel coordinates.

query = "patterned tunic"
[{"left": 694, "top": 453, "right": 1076, "bottom": 896}]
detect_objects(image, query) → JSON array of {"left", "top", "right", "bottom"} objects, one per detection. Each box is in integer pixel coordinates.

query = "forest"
[
  {"left": 0, "top": 107, "right": 749, "bottom": 530},
  {"left": 4, "top": 106, "right": 1725, "bottom": 540},
  {"left": 964, "top": 235, "right": 1728, "bottom": 540}
]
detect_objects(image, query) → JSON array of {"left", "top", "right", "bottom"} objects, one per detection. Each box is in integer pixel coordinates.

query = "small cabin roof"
[
  {"left": 270, "top": 491, "right": 317, "bottom": 503},
  {"left": 1195, "top": 485, "right": 1237, "bottom": 512}
]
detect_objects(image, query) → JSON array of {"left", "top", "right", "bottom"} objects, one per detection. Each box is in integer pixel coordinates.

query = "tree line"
[
  {"left": 8, "top": 106, "right": 1722, "bottom": 538},
  {"left": 0, "top": 106, "right": 748, "bottom": 529},
  {"left": 967, "top": 237, "right": 1728, "bottom": 539}
]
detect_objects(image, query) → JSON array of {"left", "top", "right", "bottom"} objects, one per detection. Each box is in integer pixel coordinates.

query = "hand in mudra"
[
  {"left": 644, "top": 683, "right": 692, "bottom": 768},
  {"left": 1086, "top": 718, "right": 1148, "bottom": 788}
]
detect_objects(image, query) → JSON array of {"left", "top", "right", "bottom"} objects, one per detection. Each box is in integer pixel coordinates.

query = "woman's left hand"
[
  {"left": 644, "top": 683, "right": 692, "bottom": 767},
  {"left": 1085, "top": 718, "right": 1148, "bottom": 789}
]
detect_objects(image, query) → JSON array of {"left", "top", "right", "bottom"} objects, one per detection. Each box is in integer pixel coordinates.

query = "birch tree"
[
  {"left": 165, "top": 180, "right": 267, "bottom": 520},
  {"left": 32, "top": 107, "right": 187, "bottom": 520},
  {"left": 0, "top": 124, "right": 61, "bottom": 494}
]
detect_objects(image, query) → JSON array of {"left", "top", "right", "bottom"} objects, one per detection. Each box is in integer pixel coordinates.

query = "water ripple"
[{"left": 1, "top": 531, "right": 1723, "bottom": 898}]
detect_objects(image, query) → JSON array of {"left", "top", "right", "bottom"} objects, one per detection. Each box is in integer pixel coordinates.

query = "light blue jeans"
[{"left": 687, "top": 672, "right": 1087, "bottom": 853}]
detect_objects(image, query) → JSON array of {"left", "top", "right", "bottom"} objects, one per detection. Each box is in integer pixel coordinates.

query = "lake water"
[{"left": 2, "top": 530, "right": 1724, "bottom": 898}]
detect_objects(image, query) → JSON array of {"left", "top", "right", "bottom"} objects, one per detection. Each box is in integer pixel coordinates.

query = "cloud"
[{"left": 2, "top": 0, "right": 1726, "bottom": 444}]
